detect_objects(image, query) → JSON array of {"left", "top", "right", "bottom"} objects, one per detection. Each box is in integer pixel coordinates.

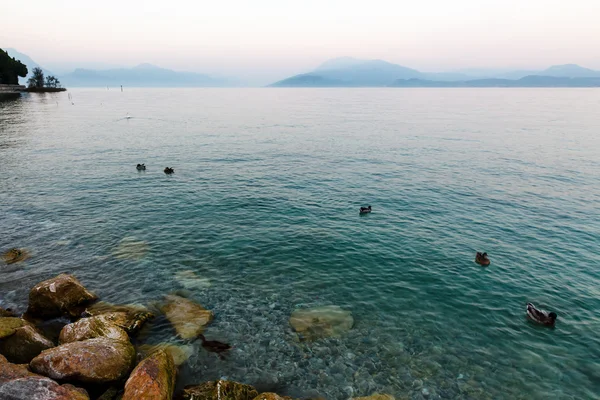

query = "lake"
[{"left": 1, "top": 88, "right": 600, "bottom": 399}]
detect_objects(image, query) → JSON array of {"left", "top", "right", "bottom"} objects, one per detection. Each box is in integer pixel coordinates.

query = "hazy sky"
[{"left": 2, "top": 0, "right": 599, "bottom": 84}]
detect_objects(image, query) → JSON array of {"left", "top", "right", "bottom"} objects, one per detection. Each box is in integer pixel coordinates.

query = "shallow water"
[{"left": 1, "top": 88, "right": 600, "bottom": 399}]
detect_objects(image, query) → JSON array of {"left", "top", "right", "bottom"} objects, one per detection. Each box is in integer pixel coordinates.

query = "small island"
[{"left": 25, "top": 67, "right": 67, "bottom": 93}]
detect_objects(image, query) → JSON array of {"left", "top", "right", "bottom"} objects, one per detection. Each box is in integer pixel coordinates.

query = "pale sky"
[{"left": 2, "top": 0, "right": 599, "bottom": 84}]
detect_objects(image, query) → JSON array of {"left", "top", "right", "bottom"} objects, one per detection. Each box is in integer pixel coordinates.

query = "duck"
[
  {"left": 198, "top": 334, "right": 231, "bottom": 359},
  {"left": 475, "top": 252, "right": 490, "bottom": 266},
  {"left": 526, "top": 303, "right": 557, "bottom": 326},
  {"left": 136, "top": 163, "right": 146, "bottom": 171},
  {"left": 164, "top": 167, "right": 174, "bottom": 174},
  {"left": 359, "top": 205, "right": 372, "bottom": 214}
]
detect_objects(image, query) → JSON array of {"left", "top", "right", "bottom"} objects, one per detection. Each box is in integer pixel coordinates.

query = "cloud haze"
[{"left": 2, "top": 0, "right": 599, "bottom": 85}]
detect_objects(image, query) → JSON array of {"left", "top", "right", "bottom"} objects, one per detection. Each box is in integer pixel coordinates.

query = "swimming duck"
[
  {"left": 526, "top": 303, "right": 557, "bottom": 326},
  {"left": 359, "top": 205, "right": 372, "bottom": 214},
  {"left": 136, "top": 163, "right": 146, "bottom": 171},
  {"left": 475, "top": 252, "right": 490, "bottom": 266},
  {"left": 198, "top": 334, "right": 231, "bottom": 359},
  {"left": 164, "top": 167, "right": 174, "bottom": 174}
]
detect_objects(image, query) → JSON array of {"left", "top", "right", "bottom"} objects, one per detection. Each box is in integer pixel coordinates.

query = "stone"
[
  {"left": 93, "top": 311, "right": 154, "bottom": 336},
  {"left": 352, "top": 395, "right": 395, "bottom": 400},
  {"left": 0, "top": 307, "right": 16, "bottom": 317},
  {"left": 160, "top": 295, "right": 213, "bottom": 339},
  {"left": 30, "top": 337, "right": 135, "bottom": 384},
  {"left": 122, "top": 350, "right": 176, "bottom": 400},
  {"left": 25, "top": 274, "right": 98, "bottom": 319},
  {"left": 0, "top": 317, "right": 28, "bottom": 339},
  {"left": 182, "top": 380, "right": 259, "bottom": 400},
  {"left": 2, "top": 248, "right": 30, "bottom": 264},
  {"left": 138, "top": 342, "right": 193, "bottom": 366},
  {"left": 84, "top": 301, "right": 151, "bottom": 316},
  {"left": 252, "top": 393, "right": 294, "bottom": 400},
  {"left": 0, "top": 323, "right": 54, "bottom": 364},
  {"left": 289, "top": 305, "right": 353, "bottom": 340},
  {"left": 175, "top": 270, "right": 212, "bottom": 289},
  {"left": 113, "top": 237, "right": 149, "bottom": 260},
  {"left": 0, "top": 354, "right": 89, "bottom": 399},
  {"left": 59, "top": 315, "right": 130, "bottom": 344},
  {"left": 97, "top": 386, "right": 121, "bottom": 400}
]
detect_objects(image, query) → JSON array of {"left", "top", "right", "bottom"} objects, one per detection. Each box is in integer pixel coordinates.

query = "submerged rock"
[
  {"left": 122, "top": 350, "right": 176, "bottom": 400},
  {"left": 30, "top": 337, "right": 136, "bottom": 384},
  {"left": 138, "top": 342, "right": 193, "bottom": 366},
  {"left": 0, "top": 354, "right": 89, "bottom": 399},
  {"left": 0, "top": 322, "right": 54, "bottom": 364},
  {"left": 2, "top": 248, "right": 30, "bottom": 264},
  {"left": 113, "top": 237, "right": 149, "bottom": 260},
  {"left": 175, "top": 270, "right": 212, "bottom": 289},
  {"left": 160, "top": 295, "right": 213, "bottom": 339},
  {"left": 182, "top": 380, "right": 259, "bottom": 400},
  {"left": 352, "top": 394, "right": 395, "bottom": 400},
  {"left": 59, "top": 315, "right": 130, "bottom": 344},
  {"left": 253, "top": 393, "right": 294, "bottom": 400},
  {"left": 289, "top": 305, "right": 354, "bottom": 340},
  {"left": 25, "top": 274, "right": 98, "bottom": 319}
]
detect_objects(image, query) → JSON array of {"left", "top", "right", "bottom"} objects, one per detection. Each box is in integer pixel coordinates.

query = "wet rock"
[
  {"left": 289, "top": 305, "right": 354, "bottom": 340},
  {"left": 138, "top": 342, "right": 193, "bottom": 366},
  {"left": 0, "top": 354, "right": 89, "bottom": 399},
  {"left": 182, "top": 380, "right": 259, "bottom": 400},
  {"left": 252, "top": 393, "right": 293, "bottom": 400},
  {"left": 176, "top": 270, "right": 212, "bottom": 289},
  {"left": 352, "top": 394, "right": 395, "bottom": 400},
  {"left": 160, "top": 295, "right": 213, "bottom": 339},
  {"left": 0, "top": 307, "right": 16, "bottom": 317},
  {"left": 25, "top": 274, "right": 98, "bottom": 319},
  {"left": 30, "top": 337, "right": 136, "bottom": 384},
  {"left": 113, "top": 237, "right": 149, "bottom": 260},
  {"left": 2, "top": 248, "right": 30, "bottom": 264},
  {"left": 122, "top": 350, "right": 176, "bottom": 400},
  {"left": 0, "top": 322, "right": 54, "bottom": 364},
  {"left": 59, "top": 315, "right": 130, "bottom": 344},
  {"left": 84, "top": 301, "right": 151, "bottom": 316},
  {"left": 0, "top": 317, "right": 28, "bottom": 339}
]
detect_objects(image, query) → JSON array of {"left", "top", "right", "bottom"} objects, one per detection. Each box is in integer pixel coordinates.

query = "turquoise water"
[{"left": 1, "top": 88, "right": 600, "bottom": 399}]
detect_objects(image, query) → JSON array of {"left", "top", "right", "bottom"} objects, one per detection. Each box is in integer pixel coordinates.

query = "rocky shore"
[{"left": 0, "top": 272, "right": 386, "bottom": 400}]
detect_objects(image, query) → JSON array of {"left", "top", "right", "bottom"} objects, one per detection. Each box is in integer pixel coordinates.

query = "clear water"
[{"left": 1, "top": 88, "right": 600, "bottom": 399}]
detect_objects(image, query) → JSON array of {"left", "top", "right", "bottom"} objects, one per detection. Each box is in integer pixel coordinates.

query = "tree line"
[
  {"left": 27, "top": 67, "right": 61, "bottom": 88},
  {"left": 0, "top": 48, "right": 28, "bottom": 85}
]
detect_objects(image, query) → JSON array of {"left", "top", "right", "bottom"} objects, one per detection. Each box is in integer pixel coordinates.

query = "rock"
[
  {"left": 352, "top": 395, "right": 395, "bottom": 400},
  {"left": 0, "top": 307, "right": 16, "bottom": 317},
  {"left": 0, "top": 317, "right": 28, "bottom": 339},
  {"left": 175, "top": 270, "right": 212, "bottom": 289},
  {"left": 182, "top": 380, "right": 259, "bottom": 400},
  {"left": 84, "top": 301, "right": 151, "bottom": 316},
  {"left": 160, "top": 295, "right": 213, "bottom": 339},
  {"left": 0, "top": 322, "right": 54, "bottom": 364},
  {"left": 252, "top": 393, "right": 293, "bottom": 400},
  {"left": 30, "top": 337, "right": 135, "bottom": 384},
  {"left": 0, "top": 354, "right": 89, "bottom": 399},
  {"left": 138, "top": 342, "right": 193, "bottom": 366},
  {"left": 59, "top": 315, "right": 130, "bottom": 344},
  {"left": 289, "top": 305, "right": 354, "bottom": 340},
  {"left": 113, "top": 237, "right": 149, "bottom": 260},
  {"left": 2, "top": 248, "right": 30, "bottom": 264},
  {"left": 25, "top": 274, "right": 98, "bottom": 319},
  {"left": 122, "top": 350, "right": 176, "bottom": 400},
  {"left": 93, "top": 311, "right": 154, "bottom": 336},
  {"left": 97, "top": 386, "right": 122, "bottom": 400}
]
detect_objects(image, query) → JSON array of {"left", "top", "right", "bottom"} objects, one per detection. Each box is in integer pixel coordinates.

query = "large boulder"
[
  {"left": 25, "top": 274, "right": 98, "bottom": 319},
  {"left": 122, "top": 350, "right": 176, "bottom": 400},
  {"left": 289, "top": 305, "right": 354, "bottom": 340},
  {"left": 0, "top": 320, "right": 54, "bottom": 364},
  {"left": 160, "top": 295, "right": 213, "bottom": 339},
  {"left": 182, "top": 380, "right": 259, "bottom": 400},
  {"left": 0, "top": 354, "right": 89, "bottom": 399},
  {"left": 59, "top": 315, "right": 130, "bottom": 344},
  {"left": 30, "top": 337, "right": 135, "bottom": 384},
  {"left": 138, "top": 342, "right": 193, "bottom": 366}
]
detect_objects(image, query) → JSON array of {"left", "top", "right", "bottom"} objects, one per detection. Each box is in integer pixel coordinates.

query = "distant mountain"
[
  {"left": 4, "top": 48, "right": 54, "bottom": 83},
  {"left": 390, "top": 75, "right": 600, "bottom": 88},
  {"left": 271, "top": 58, "right": 424, "bottom": 87},
  {"left": 60, "top": 63, "right": 231, "bottom": 87},
  {"left": 271, "top": 57, "right": 600, "bottom": 87}
]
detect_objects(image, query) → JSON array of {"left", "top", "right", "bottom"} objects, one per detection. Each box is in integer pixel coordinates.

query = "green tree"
[
  {"left": 28, "top": 67, "right": 44, "bottom": 88},
  {"left": 0, "top": 48, "right": 28, "bottom": 85},
  {"left": 45, "top": 75, "right": 61, "bottom": 88}
]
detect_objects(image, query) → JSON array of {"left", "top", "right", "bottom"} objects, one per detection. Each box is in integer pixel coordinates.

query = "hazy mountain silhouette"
[
  {"left": 390, "top": 75, "right": 600, "bottom": 87},
  {"left": 271, "top": 57, "right": 600, "bottom": 87},
  {"left": 61, "top": 63, "right": 230, "bottom": 87}
]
